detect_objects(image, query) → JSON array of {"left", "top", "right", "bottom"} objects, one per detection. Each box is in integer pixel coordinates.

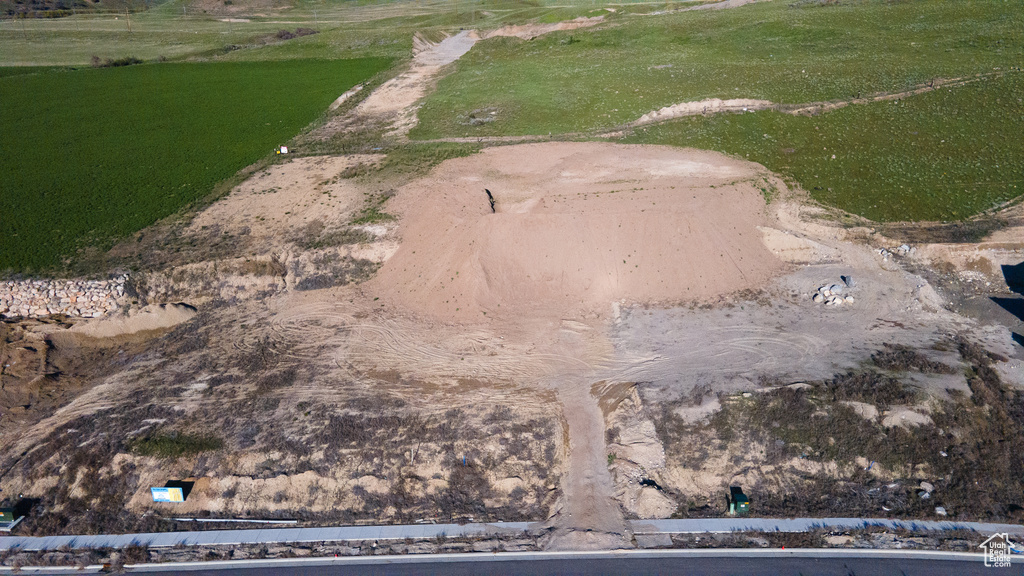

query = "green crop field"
[{"left": 0, "top": 58, "right": 390, "bottom": 272}]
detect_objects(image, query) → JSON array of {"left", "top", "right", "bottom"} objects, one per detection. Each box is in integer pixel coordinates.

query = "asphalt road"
[{"left": 127, "top": 557, "right": 1019, "bottom": 576}]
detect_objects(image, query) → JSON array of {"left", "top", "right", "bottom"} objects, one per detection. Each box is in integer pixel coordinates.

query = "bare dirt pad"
[{"left": 368, "top": 142, "right": 783, "bottom": 324}]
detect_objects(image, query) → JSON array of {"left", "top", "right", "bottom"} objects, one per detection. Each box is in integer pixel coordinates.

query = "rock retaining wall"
[{"left": 0, "top": 275, "right": 127, "bottom": 319}]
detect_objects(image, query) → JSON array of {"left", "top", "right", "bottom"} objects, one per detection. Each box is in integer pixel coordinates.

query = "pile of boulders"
[
  {"left": 812, "top": 275, "right": 855, "bottom": 306},
  {"left": 0, "top": 275, "right": 127, "bottom": 319}
]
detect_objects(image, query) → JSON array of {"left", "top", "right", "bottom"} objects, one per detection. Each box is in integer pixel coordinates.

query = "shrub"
[
  {"left": 872, "top": 343, "right": 957, "bottom": 374},
  {"left": 90, "top": 56, "right": 143, "bottom": 68},
  {"left": 119, "top": 544, "right": 149, "bottom": 565},
  {"left": 823, "top": 370, "right": 919, "bottom": 409}
]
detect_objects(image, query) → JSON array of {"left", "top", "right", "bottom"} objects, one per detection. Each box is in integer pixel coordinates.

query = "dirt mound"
[
  {"left": 690, "top": 0, "right": 772, "bottom": 10},
  {"left": 367, "top": 143, "right": 784, "bottom": 322},
  {"left": 631, "top": 98, "right": 774, "bottom": 127},
  {"left": 486, "top": 16, "right": 604, "bottom": 41},
  {"left": 69, "top": 303, "right": 197, "bottom": 339}
]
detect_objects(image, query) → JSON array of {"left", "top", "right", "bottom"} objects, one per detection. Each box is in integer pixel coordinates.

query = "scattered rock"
[
  {"left": 812, "top": 280, "right": 856, "bottom": 306},
  {"left": 935, "top": 506, "right": 948, "bottom": 516},
  {"left": 920, "top": 481, "right": 935, "bottom": 492}
]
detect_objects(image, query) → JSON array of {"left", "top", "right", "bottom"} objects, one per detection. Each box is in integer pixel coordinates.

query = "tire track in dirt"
[
  {"left": 235, "top": 301, "right": 616, "bottom": 384},
  {"left": 608, "top": 320, "right": 824, "bottom": 385}
]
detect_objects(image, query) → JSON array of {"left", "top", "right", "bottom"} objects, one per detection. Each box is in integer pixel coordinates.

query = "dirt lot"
[{"left": 2, "top": 139, "right": 1022, "bottom": 549}]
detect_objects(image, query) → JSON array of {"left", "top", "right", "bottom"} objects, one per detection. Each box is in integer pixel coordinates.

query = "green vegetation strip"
[
  {"left": 0, "top": 58, "right": 390, "bottom": 272},
  {"left": 129, "top": 432, "right": 223, "bottom": 459},
  {"left": 628, "top": 73, "right": 1024, "bottom": 222}
]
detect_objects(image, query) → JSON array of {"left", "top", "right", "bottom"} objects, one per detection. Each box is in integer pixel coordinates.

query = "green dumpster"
[{"left": 734, "top": 493, "right": 750, "bottom": 515}]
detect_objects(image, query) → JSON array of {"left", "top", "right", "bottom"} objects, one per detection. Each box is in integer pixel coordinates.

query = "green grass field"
[
  {"left": 414, "top": 0, "right": 1024, "bottom": 138},
  {"left": 408, "top": 0, "right": 1023, "bottom": 221},
  {"left": 0, "top": 58, "right": 389, "bottom": 272},
  {"left": 626, "top": 73, "right": 1024, "bottom": 222}
]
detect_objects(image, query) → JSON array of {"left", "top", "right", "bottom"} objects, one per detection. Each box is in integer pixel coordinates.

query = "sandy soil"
[
  {"left": 68, "top": 303, "right": 197, "bottom": 339},
  {"left": 632, "top": 98, "right": 773, "bottom": 127},
  {"left": 368, "top": 142, "right": 784, "bottom": 324},
  {"left": 205, "top": 143, "right": 786, "bottom": 548},
  {"left": 689, "top": 0, "right": 774, "bottom": 10},
  {"left": 189, "top": 154, "right": 383, "bottom": 241}
]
